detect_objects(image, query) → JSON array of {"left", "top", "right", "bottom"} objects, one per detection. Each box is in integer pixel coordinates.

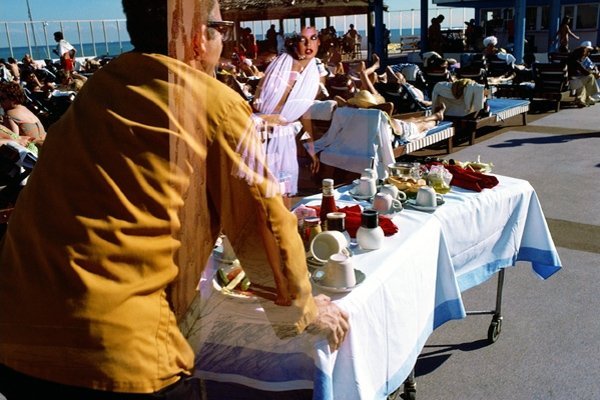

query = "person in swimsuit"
[{"left": 0, "top": 82, "right": 46, "bottom": 145}]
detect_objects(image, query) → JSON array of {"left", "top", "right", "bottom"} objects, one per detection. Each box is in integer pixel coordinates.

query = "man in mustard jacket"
[{"left": 0, "top": 0, "right": 349, "bottom": 398}]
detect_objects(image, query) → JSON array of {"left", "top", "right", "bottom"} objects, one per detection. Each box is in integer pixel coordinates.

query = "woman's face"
[{"left": 296, "top": 27, "right": 320, "bottom": 60}]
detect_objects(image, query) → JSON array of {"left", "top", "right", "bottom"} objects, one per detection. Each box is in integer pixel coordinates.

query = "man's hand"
[{"left": 306, "top": 294, "right": 350, "bottom": 351}]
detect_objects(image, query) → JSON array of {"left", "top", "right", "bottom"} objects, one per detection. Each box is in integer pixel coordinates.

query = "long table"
[{"left": 190, "top": 174, "right": 561, "bottom": 399}]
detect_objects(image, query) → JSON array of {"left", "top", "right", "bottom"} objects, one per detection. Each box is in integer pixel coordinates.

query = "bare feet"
[{"left": 371, "top": 53, "right": 380, "bottom": 70}]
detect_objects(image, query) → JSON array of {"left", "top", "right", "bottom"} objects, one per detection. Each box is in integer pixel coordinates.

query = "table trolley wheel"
[{"left": 487, "top": 314, "right": 503, "bottom": 343}]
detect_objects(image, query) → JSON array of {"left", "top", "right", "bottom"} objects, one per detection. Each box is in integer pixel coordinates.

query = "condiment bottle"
[
  {"left": 356, "top": 209, "right": 384, "bottom": 250},
  {"left": 326, "top": 211, "right": 351, "bottom": 245},
  {"left": 303, "top": 217, "right": 322, "bottom": 252},
  {"left": 319, "top": 178, "right": 338, "bottom": 227}
]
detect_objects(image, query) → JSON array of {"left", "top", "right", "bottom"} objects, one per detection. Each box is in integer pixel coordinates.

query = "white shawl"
[{"left": 237, "top": 53, "right": 320, "bottom": 196}]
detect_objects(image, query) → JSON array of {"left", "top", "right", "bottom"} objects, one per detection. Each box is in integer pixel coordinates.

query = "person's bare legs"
[
  {"left": 407, "top": 103, "right": 446, "bottom": 132},
  {"left": 358, "top": 54, "right": 381, "bottom": 95}
]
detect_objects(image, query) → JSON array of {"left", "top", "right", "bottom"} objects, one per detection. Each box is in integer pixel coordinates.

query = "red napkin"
[
  {"left": 308, "top": 205, "right": 398, "bottom": 238},
  {"left": 426, "top": 162, "right": 499, "bottom": 192}
]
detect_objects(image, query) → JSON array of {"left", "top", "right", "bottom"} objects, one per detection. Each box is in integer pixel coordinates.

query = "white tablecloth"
[{"left": 190, "top": 174, "right": 561, "bottom": 399}]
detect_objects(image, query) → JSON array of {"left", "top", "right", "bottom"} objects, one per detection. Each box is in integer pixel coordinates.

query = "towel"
[{"left": 307, "top": 204, "right": 398, "bottom": 238}]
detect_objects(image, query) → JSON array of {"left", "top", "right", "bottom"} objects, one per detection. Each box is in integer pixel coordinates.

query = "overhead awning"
[{"left": 220, "top": 0, "right": 370, "bottom": 22}]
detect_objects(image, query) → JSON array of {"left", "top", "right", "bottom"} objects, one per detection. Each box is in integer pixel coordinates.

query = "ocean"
[{"left": 0, "top": 41, "right": 134, "bottom": 61}]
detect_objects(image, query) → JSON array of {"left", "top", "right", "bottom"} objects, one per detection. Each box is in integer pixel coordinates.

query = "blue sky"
[{"left": 4, "top": 0, "right": 126, "bottom": 22}]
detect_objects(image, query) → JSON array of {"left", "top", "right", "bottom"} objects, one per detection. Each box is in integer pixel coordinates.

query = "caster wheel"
[
  {"left": 403, "top": 388, "right": 417, "bottom": 400},
  {"left": 487, "top": 316, "right": 503, "bottom": 343}
]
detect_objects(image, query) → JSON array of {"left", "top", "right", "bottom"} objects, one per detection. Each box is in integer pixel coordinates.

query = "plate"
[
  {"left": 311, "top": 269, "right": 366, "bottom": 293},
  {"left": 405, "top": 198, "right": 445, "bottom": 212},
  {"left": 348, "top": 189, "right": 374, "bottom": 201}
]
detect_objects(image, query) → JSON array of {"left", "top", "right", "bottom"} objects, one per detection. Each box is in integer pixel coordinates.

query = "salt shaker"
[{"left": 356, "top": 209, "right": 384, "bottom": 250}]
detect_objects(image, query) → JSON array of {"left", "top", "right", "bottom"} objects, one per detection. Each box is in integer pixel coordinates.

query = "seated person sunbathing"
[{"left": 332, "top": 54, "right": 446, "bottom": 141}]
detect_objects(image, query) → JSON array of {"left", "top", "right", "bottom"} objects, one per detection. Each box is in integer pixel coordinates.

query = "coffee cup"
[
  {"left": 416, "top": 186, "right": 444, "bottom": 208},
  {"left": 356, "top": 176, "right": 377, "bottom": 197},
  {"left": 372, "top": 192, "right": 403, "bottom": 214},
  {"left": 310, "top": 230, "right": 350, "bottom": 263},
  {"left": 379, "top": 184, "right": 407, "bottom": 202},
  {"left": 322, "top": 252, "right": 356, "bottom": 288},
  {"left": 361, "top": 168, "right": 377, "bottom": 181}
]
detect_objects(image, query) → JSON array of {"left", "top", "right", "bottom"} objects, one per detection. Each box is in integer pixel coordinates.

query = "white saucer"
[
  {"left": 405, "top": 198, "right": 445, "bottom": 212},
  {"left": 348, "top": 189, "right": 374, "bottom": 201},
  {"left": 311, "top": 269, "right": 366, "bottom": 293}
]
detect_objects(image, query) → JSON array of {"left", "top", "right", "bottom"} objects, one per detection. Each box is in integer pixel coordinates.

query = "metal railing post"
[
  {"left": 77, "top": 21, "right": 84, "bottom": 57},
  {"left": 5, "top": 23, "right": 14, "bottom": 58},
  {"left": 90, "top": 21, "right": 97, "bottom": 57},
  {"left": 102, "top": 20, "right": 108, "bottom": 55},
  {"left": 24, "top": 22, "right": 33, "bottom": 57}
]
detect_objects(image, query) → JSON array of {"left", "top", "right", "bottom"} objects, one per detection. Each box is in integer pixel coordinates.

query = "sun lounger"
[
  {"left": 301, "top": 107, "right": 455, "bottom": 183},
  {"left": 446, "top": 98, "right": 530, "bottom": 145}
]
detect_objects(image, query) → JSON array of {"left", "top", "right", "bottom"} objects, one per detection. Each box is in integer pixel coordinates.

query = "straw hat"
[
  {"left": 580, "top": 40, "right": 594, "bottom": 50},
  {"left": 347, "top": 90, "right": 380, "bottom": 108}
]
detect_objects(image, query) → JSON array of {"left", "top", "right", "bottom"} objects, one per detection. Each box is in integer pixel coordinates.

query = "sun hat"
[
  {"left": 347, "top": 90, "right": 380, "bottom": 108},
  {"left": 580, "top": 41, "right": 594, "bottom": 49},
  {"left": 483, "top": 36, "right": 498, "bottom": 47}
]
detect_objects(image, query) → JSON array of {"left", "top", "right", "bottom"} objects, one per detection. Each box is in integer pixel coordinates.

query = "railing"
[
  {"left": 1, "top": 7, "right": 474, "bottom": 61},
  {"left": 0, "top": 19, "right": 131, "bottom": 61}
]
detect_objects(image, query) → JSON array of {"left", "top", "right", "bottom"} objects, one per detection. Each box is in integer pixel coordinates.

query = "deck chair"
[
  {"left": 422, "top": 66, "right": 452, "bottom": 98},
  {"left": 531, "top": 63, "right": 571, "bottom": 112}
]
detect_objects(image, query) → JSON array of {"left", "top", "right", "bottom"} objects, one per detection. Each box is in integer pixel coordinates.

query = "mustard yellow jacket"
[{"left": 0, "top": 52, "right": 316, "bottom": 393}]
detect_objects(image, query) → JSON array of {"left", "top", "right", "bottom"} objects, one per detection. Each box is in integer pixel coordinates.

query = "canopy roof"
[{"left": 220, "top": 0, "right": 370, "bottom": 22}]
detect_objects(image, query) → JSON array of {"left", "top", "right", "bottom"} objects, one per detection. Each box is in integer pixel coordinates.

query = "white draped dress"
[{"left": 251, "top": 53, "right": 321, "bottom": 196}]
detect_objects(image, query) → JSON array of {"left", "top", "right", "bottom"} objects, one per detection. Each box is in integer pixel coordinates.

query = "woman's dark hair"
[
  {"left": 122, "top": 0, "right": 168, "bottom": 54},
  {"left": 0, "top": 82, "right": 26, "bottom": 105}
]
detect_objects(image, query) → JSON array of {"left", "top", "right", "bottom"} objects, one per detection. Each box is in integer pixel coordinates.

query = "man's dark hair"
[
  {"left": 54, "top": 31, "right": 64, "bottom": 40},
  {"left": 122, "top": 0, "right": 168, "bottom": 54}
]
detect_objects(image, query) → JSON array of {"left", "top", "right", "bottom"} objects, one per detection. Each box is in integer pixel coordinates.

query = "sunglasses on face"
[
  {"left": 298, "top": 34, "right": 319, "bottom": 45},
  {"left": 207, "top": 20, "right": 234, "bottom": 41}
]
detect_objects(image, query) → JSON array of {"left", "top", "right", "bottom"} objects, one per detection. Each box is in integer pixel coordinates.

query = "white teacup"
[
  {"left": 416, "top": 186, "right": 444, "bottom": 207},
  {"left": 356, "top": 176, "right": 377, "bottom": 197},
  {"left": 361, "top": 168, "right": 377, "bottom": 181},
  {"left": 310, "top": 230, "right": 350, "bottom": 263},
  {"left": 379, "top": 184, "right": 407, "bottom": 202},
  {"left": 322, "top": 252, "right": 356, "bottom": 288},
  {"left": 372, "top": 192, "right": 403, "bottom": 214}
]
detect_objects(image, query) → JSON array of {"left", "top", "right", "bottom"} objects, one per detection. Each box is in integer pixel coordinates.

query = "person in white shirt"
[{"left": 53, "top": 31, "right": 76, "bottom": 74}]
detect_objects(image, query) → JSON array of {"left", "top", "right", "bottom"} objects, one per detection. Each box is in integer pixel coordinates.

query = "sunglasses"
[
  {"left": 208, "top": 20, "right": 234, "bottom": 41},
  {"left": 298, "top": 34, "right": 319, "bottom": 45}
]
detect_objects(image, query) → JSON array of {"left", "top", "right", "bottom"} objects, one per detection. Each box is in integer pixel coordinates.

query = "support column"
[
  {"left": 513, "top": 0, "right": 526, "bottom": 63},
  {"left": 548, "top": 0, "right": 561, "bottom": 52},
  {"left": 368, "top": 0, "right": 384, "bottom": 63},
  {"left": 420, "top": 0, "right": 429, "bottom": 52}
]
